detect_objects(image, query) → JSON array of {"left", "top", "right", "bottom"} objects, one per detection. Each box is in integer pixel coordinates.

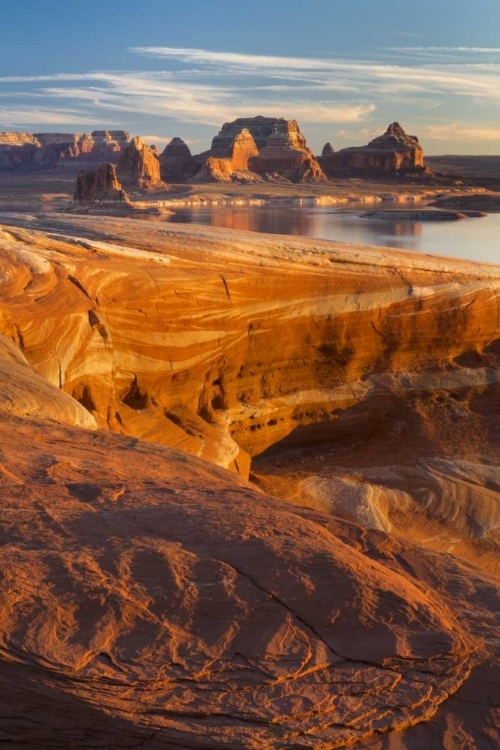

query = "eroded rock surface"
[
  {"left": 192, "top": 116, "right": 326, "bottom": 183},
  {"left": 116, "top": 136, "right": 167, "bottom": 191},
  {"left": 0, "top": 404, "right": 497, "bottom": 749},
  {"left": 159, "top": 137, "right": 198, "bottom": 182},
  {"left": 73, "top": 162, "right": 129, "bottom": 203},
  {"left": 0, "top": 215, "right": 500, "bottom": 574},
  {"left": 0, "top": 216, "right": 499, "bottom": 746}
]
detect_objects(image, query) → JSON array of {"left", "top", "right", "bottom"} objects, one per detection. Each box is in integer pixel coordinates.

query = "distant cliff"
[{"left": 0, "top": 130, "right": 130, "bottom": 170}]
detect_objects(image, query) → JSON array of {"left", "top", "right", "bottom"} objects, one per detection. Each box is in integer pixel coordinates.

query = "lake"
[{"left": 167, "top": 204, "right": 500, "bottom": 265}]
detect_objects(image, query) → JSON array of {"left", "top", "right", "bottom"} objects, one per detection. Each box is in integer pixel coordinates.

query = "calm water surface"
[{"left": 167, "top": 204, "right": 500, "bottom": 265}]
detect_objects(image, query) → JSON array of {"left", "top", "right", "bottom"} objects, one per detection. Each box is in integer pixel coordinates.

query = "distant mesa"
[
  {"left": 160, "top": 116, "right": 327, "bottom": 183},
  {"left": 0, "top": 129, "right": 130, "bottom": 170},
  {"left": 319, "top": 122, "right": 428, "bottom": 177},
  {"left": 0, "top": 119, "right": 431, "bottom": 182},
  {"left": 73, "top": 162, "right": 129, "bottom": 204},
  {"left": 116, "top": 135, "right": 168, "bottom": 191}
]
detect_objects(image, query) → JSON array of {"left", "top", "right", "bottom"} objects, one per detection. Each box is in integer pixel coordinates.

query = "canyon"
[{"left": 0, "top": 212, "right": 498, "bottom": 747}]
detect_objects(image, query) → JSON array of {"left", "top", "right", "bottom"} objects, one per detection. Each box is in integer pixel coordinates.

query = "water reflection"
[{"left": 166, "top": 205, "right": 500, "bottom": 265}]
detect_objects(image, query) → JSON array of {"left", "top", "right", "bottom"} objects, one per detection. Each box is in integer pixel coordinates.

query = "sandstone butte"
[
  {"left": 73, "top": 162, "right": 130, "bottom": 203},
  {"left": 116, "top": 135, "right": 168, "bottom": 191},
  {"left": 0, "top": 214, "right": 499, "bottom": 747},
  {"left": 161, "top": 116, "right": 327, "bottom": 183},
  {"left": 319, "top": 122, "right": 427, "bottom": 177}
]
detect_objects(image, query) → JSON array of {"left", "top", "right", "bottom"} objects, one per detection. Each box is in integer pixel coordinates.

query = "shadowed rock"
[
  {"left": 159, "top": 137, "right": 199, "bottom": 182},
  {"left": 73, "top": 163, "right": 129, "bottom": 203}
]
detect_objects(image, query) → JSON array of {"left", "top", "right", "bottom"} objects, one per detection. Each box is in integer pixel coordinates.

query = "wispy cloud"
[{"left": 2, "top": 46, "right": 500, "bottom": 152}]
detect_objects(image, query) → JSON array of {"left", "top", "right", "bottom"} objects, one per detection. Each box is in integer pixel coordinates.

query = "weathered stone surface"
[
  {"left": 322, "top": 142, "right": 335, "bottom": 156},
  {"left": 159, "top": 137, "right": 199, "bottom": 182},
  {"left": 0, "top": 375, "right": 496, "bottom": 748},
  {"left": 190, "top": 155, "right": 236, "bottom": 183},
  {"left": 73, "top": 163, "right": 129, "bottom": 203},
  {"left": 116, "top": 136, "right": 166, "bottom": 190},
  {"left": 0, "top": 216, "right": 499, "bottom": 746},
  {"left": 194, "top": 116, "right": 326, "bottom": 183},
  {"left": 320, "top": 122, "right": 427, "bottom": 177}
]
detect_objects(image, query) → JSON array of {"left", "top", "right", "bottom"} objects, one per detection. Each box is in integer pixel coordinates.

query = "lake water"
[{"left": 167, "top": 204, "right": 500, "bottom": 265}]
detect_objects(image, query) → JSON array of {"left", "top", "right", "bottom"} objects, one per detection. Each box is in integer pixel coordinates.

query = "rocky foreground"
[{"left": 0, "top": 215, "right": 498, "bottom": 747}]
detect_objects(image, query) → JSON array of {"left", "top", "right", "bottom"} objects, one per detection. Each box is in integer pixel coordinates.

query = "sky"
[{"left": 2, "top": 0, "right": 500, "bottom": 154}]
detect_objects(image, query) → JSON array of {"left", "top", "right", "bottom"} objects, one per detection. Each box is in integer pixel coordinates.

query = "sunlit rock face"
[
  {"left": 320, "top": 122, "right": 427, "bottom": 177},
  {"left": 0, "top": 214, "right": 499, "bottom": 747},
  {"left": 0, "top": 406, "right": 497, "bottom": 749},
  {"left": 116, "top": 136, "right": 167, "bottom": 190},
  {"left": 191, "top": 116, "right": 327, "bottom": 183},
  {"left": 1, "top": 214, "right": 500, "bottom": 573}
]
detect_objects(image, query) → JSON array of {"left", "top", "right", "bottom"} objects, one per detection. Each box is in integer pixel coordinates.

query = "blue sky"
[{"left": 2, "top": 0, "right": 500, "bottom": 154}]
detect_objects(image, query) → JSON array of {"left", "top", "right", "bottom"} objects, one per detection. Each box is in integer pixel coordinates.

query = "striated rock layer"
[
  {"left": 1, "top": 215, "right": 500, "bottom": 573},
  {"left": 320, "top": 122, "right": 427, "bottom": 177},
  {"left": 190, "top": 116, "right": 327, "bottom": 183},
  {"left": 0, "top": 216, "right": 499, "bottom": 746},
  {"left": 116, "top": 136, "right": 167, "bottom": 191}
]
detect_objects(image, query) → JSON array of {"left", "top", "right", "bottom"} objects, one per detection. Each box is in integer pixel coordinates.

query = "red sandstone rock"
[
  {"left": 322, "top": 142, "right": 335, "bottom": 156},
  {"left": 116, "top": 136, "right": 167, "bottom": 190},
  {"left": 0, "top": 216, "right": 498, "bottom": 746},
  {"left": 73, "top": 163, "right": 129, "bottom": 203},
  {"left": 0, "top": 130, "right": 130, "bottom": 170},
  {"left": 194, "top": 117, "right": 326, "bottom": 183},
  {"left": 320, "top": 122, "right": 427, "bottom": 177},
  {"left": 159, "top": 137, "right": 199, "bottom": 182}
]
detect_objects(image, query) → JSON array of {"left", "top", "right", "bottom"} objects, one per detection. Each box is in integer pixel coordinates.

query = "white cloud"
[{"left": 423, "top": 123, "right": 500, "bottom": 141}]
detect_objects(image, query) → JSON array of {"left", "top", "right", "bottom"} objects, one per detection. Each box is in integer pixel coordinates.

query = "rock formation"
[
  {"left": 322, "top": 142, "right": 335, "bottom": 156},
  {"left": 1, "top": 214, "right": 500, "bottom": 578},
  {"left": 159, "top": 137, "right": 199, "bottom": 182},
  {"left": 0, "top": 130, "right": 130, "bottom": 170},
  {"left": 73, "top": 163, "right": 129, "bottom": 203},
  {"left": 116, "top": 135, "right": 166, "bottom": 190},
  {"left": 0, "top": 217, "right": 498, "bottom": 746},
  {"left": 190, "top": 116, "right": 326, "bottom": 183},
  {"left": 320, "top": 122, "right": 427, "bottom": 177}
]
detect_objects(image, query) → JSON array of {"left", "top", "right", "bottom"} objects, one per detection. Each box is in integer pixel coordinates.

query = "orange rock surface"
[{"left": 0, "top": 214, "right": 499, "bottom": 746}]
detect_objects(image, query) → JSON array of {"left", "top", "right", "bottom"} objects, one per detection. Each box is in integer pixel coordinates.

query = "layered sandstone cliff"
[
  {"left": 0, "top": 130, "right": 130, "bottom": 170},
  {"left": 320, "top": 122, "right": 427, "bottom": 177},
  {"left": 189, "top": 116, "right": 326, "bottom": 183},
  {"left": 116, "top": 136, "right": 166, "bottom": 191},
  {"left": 1, "top": 215, "right": 500, "bottom": 578},
  {"left": 0, "top": 218, "right": 498, "bottom": 746}
]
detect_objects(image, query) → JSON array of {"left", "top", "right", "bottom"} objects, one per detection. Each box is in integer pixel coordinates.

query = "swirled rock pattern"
[{"left": 0, "top": 215, "right": 499, "bottom": 747}]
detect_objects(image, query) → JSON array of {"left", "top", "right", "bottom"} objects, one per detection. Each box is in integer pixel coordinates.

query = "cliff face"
[
  {"left": 0, "top": 215, "right": 498, "bottom": 748},
  {"left": 116, "top": 136, "right": 166, "bottom": 190},
  {"left": 0, "top": 130, "right": 130, "bottom": 170},
  {"left": 320, "top": 122, "right": 427, "bottom": 177},
  {"left": 188, "top": 116, "right": 326, "bottom": 183}
]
